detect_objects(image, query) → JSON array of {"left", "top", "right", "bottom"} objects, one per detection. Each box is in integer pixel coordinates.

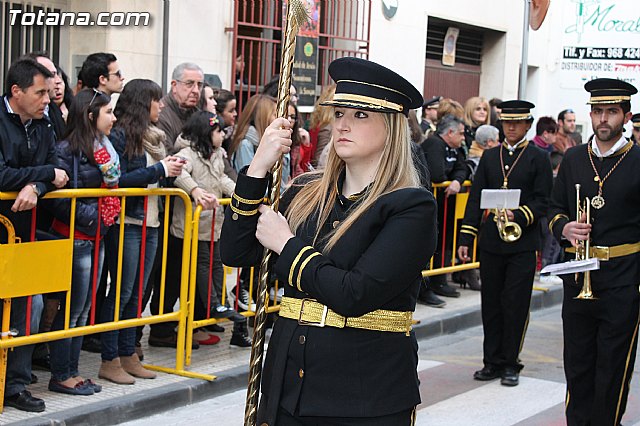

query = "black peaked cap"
[
  {"left": 320, "top": 57, "right": 423, "bottom": 117},
  {"left": 584, "top": 78, "right": 638, "bottom": 105},
  {"left": 498, "top": 100, "right": 535, "bottom": 121}
]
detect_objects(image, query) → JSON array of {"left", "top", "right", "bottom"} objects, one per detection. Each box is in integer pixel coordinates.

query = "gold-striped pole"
[{"left": 244, "top": 1, "right": 308, "bottom": 425}]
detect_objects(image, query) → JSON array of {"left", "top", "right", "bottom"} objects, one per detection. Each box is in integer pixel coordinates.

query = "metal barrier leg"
[{"left": 0, "top": 299, "right": 12, "bottom": 413}]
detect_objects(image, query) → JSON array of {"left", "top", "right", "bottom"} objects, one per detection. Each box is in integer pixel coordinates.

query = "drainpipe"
[
  {"left": 518, "top": 0, "right": 531, "bottom": 99},
  {"left": 161, "top": 0, "right": 170, "bottom": 93}
]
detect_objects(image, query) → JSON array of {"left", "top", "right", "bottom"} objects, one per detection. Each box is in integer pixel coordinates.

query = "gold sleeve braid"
[
  {"left": 549, "top": 213, "right": 569, "bottom": 233},
  {"left": 460, "top": 225, "right": 478, "bottom": 237},
  {"left": 288, "top": 246, "right": 313, "bottom": 287},
  {"left": 296, "top": 252, "right": 321, "bottom": 292},
  {"left": 518, "top": 205, "right": 534, "bottom": 226},
  {"left": 230, "top": 192, "right": 264, "bottom": 217}
]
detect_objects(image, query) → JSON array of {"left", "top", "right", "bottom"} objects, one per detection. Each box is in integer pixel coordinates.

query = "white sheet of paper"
[
  {"left": 540, "top": 258, "right": 600, "bottom": 275},
  {"left": 480, "top": 189, "right": 521, "bottom": 210}
]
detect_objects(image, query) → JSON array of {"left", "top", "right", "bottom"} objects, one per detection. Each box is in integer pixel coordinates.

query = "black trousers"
[
  {"left": 478, "top": 250, "right": 536, "bottom": 370},
  {"left": 563, "top": 283, "right": 640, "bottom": 426},
  {"left": 274, "top": 406, "right": 415, "bottom": 426}
]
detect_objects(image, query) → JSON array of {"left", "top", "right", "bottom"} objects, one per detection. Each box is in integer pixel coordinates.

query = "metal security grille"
[
  {"left": 0, "top": 1, "right": 61, "bottom": 91},
  {"left": 231, "top": 0, "right": 371, "bottom": 112},
  {"left": 426, "top": 18, "right": 483, "bottom": 66}
]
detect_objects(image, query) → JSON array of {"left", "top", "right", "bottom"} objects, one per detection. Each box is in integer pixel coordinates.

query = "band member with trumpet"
[
  {"left": 548, "top": 78, "right": 640, "bottom": 426},
  {"left": 221, "top": 57, "right": 437, "bottom": 425},
  {"left": 457, "top": 100, "right": 553, "bottom": 387}
]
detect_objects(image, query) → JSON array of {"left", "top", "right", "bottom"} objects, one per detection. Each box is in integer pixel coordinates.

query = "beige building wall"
[{"left": 55, "top": 0, "right": 235, "bottom": 90}]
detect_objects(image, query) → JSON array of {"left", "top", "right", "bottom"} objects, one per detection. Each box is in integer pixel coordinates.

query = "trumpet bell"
[{"left": 500, "top": 222, "right": 522, "bottom": 243}]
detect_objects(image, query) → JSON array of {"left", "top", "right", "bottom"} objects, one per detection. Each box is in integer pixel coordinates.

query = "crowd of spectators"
[{"left": 0, "top": 48, "right": 599, "bottom": 412}]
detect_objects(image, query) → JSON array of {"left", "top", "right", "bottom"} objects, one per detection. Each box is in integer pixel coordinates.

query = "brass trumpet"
[
  {"left": 493, "top": 208, "right": 522, "bottom": 242},
  {"left": 574, "top": 184, "right": 597, "bottom": 300}
]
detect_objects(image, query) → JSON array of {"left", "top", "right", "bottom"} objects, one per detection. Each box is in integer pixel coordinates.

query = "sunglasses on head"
[{"left": 89, "top": 89, "right": 103, "bottom": 106}]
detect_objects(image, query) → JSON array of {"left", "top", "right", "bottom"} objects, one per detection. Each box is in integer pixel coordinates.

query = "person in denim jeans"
[
  {"left": 47, "top": 88, "right": 119, "bottom": 395},
  {"left": 0, "top": 58, "right": 69, "bottom": 412},
  {"left": 99, "top": 79, "right": 184, "bottom": 385}
]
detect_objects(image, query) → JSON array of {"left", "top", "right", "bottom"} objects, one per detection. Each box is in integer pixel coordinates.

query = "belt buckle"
[
  {"left": 592, "top": 246, "right": 610, "bottom": 261},
  {"left": 298, "top": 299, "right": 328, "bottom": 327}
]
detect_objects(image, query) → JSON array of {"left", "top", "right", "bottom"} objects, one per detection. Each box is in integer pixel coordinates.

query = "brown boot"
[
  {"left": 98, "top": 358, "right": 135, "bottom": 385},
  {"left": 120, "top": 353, "right": 156, "bottom": 379}
]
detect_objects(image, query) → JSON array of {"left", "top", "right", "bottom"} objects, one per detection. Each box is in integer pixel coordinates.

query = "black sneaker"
[
  {"left": 204, "top": 324, "right": 225, "bottom": 333},
  {"left": 430, "top": 282, "right": 461, "bottom": 298},
  {"left": 230, "top": 332, "right": 252, "bottom": 348},
  {"left": 227, "top": 286, "right": 256, "bottom": 311},
  {"left": 211, "top": 305, "right": 246, "bottom": 322},
  {"left": 417, "top": 288, "right": 446, "bottom": 308}
]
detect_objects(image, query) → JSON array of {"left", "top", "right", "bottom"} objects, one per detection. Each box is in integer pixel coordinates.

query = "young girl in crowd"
[
  {"left": 169, "top": 111, "right": 251, "bottom": 347},
  {"left": 213, "top": 88, "right": 238, "bottom": 182},
  {"left": 215, "top": 89, "right": 238, "bottom": 152},
  {"left": 220, "top": 57, "right": 437, "bottom": 425},
  {"left": 47, "top": 88, "right": 119, "bottom": 395},
  {"left": 228, "top": 94, "right": 276, "bottom": 172},
  {"left": 199, "top": 82, "right": 218, "bottom": 114},
  {"left": 99, "top": 79, "right": 184, "bottom": 385}
]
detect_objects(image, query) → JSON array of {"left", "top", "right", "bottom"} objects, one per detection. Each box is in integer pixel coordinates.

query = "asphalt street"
[{"left": 119, "top": 304, "right": 640, "bottom": 426}]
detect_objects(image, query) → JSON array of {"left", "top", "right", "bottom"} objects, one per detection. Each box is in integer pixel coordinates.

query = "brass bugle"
[
  {"left": 494, "top": 208, "right": 522, "bottom": 242},
  {"left": 574, "top": 184, "right": 597, "bottom": 300}
]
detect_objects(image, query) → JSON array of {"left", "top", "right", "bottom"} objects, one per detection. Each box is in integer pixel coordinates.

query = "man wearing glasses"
[
  {"left": 79, "top": 52, "right": 125, "bottom": 96},
  {"left": 157, "top": 62, "right": 204, "bottom": 153},
  {"left": 148, "top": 62, "right": 204, "bottom": 350}
]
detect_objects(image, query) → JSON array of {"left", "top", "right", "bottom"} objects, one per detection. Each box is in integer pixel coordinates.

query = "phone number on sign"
[{"left": 9, "top": 10, "right": 151, "bottom": 26}]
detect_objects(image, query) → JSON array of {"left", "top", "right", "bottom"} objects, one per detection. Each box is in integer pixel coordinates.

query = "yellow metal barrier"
[
  {"left": 185, "top": 199, "right": 281, "bottom": 366},
  {"left": 0, "top": 187, "right": 209, "bottom": 412},
  {"left": 0, "top": 180, "right": 486, "bottom": 409},
  {"left": 425, "top": 181, "right": 479, "bottom": 277}
]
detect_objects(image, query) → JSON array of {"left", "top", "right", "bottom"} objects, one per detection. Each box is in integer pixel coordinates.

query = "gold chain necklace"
[
  {"left": 499, "top": 142, "right": 527, "bottom": 188},
  {"left": 587, "top": 142, "right": 632, "bottom": 209}
]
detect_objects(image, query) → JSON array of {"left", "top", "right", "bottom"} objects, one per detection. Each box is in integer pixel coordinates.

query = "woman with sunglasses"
[
  {"left": 47, "top": 89, "right": 118, "bottom": 395},
  {"left": 221, "top": 57, "right": 437, "bottom": 425}
]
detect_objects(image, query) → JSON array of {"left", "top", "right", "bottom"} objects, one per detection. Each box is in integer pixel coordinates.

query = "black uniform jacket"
[
  {"left": 0, "top": 96, "right": 57, "bottom": 242},
  {"left": 548, "top": 140, "right": 640, "bottom": 289},
  {"left": 459, "top": 141, "right": 553, "bottom": 254},
  {"left": 220, "top": 172, "right": 437, "bottom": 421},
  {"left": 421, "top": 133, "right": 469, "bottom": 184}
]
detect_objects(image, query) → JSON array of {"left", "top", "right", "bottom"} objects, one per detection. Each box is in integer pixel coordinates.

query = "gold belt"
[
  {"left": 279, "top": 296, "right": 413, "bottom": 335},
  {"left": 565, "top": 242, "right": 640, "bottom": 261}
]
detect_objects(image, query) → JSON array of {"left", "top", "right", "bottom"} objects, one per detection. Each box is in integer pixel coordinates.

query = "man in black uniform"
[
  {"left": 457, "top": 100, "right": 553, "bottom": 387},
  {"left": 631, "top": 112, "right": 640, "bottom": 144},
  {"left": 548, "top": 78, "right": 639, "bottom": 426},
  {"left": 421, "top": 95, "right": 441, "bottom": 138}
]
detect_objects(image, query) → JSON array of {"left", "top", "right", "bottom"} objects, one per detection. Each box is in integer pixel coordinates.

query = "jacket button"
[
  {"left": 332, "top": 220, "right": 339, "bottom": 228},
  {"left": 298, "top": 369, "right": 304, "bottom": 378},
  {"left": 299, "top": 335, "right": 305, "bottom": 344},
  {"left": 232, "top": 213, "right": 239, "bottom": 221},
  {"left": 260, "top": 423, "right": 269, "bottom": 426}
]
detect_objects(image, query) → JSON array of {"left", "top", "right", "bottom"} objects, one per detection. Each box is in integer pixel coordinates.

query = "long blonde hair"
[
  {"left": 463, "top": 96, "right": 490, "bottom": 128},
  {"left": 286, "top": 111, "right": 420, "bottom": 252},
  {"left": 229, "top": 94, "right": 276, "bottom": 156}
]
